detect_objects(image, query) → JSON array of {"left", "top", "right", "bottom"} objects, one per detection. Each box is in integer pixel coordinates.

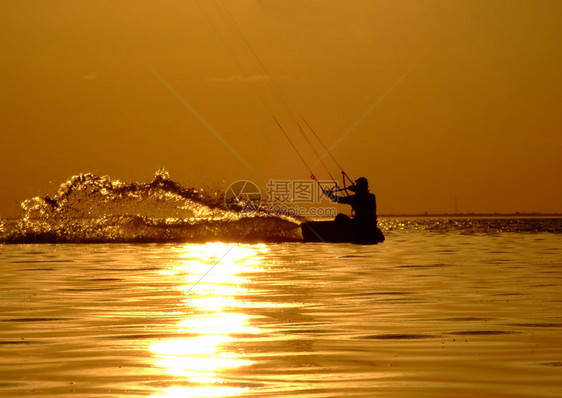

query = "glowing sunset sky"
[{"left": 1, "top": 0, "right": 561, "bottom": 216}]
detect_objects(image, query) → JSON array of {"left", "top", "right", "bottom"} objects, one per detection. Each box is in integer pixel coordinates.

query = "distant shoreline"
[
  {"left": 379, "top": 213, "right": 562, "bottom": 218},
  {"left": 2, "top": 213, "right": 562, "bottom": 221}
]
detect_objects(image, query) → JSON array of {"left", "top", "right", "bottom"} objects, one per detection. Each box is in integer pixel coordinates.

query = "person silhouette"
[{"left": 329, "top": 177, "right": 384, "bottom": 243}]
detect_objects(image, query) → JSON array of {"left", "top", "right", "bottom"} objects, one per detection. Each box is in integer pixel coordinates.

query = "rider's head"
[{"left": 353, "top": 177, "right": 369, "bottom": 193}]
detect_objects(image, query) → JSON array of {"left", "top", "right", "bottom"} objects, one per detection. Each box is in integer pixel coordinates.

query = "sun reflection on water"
[{"left": 149, "top": 243, "right": 268, "bottom": 398}]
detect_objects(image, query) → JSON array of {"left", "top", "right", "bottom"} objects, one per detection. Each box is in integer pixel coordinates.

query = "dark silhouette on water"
[{"left": 301, "top": 177, "right": 385, "bottom": 244}]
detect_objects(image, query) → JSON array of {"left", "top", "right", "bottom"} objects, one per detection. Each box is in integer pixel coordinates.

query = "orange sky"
[{"left": 1, "top": 0, "right": 561, "bottom": 216}]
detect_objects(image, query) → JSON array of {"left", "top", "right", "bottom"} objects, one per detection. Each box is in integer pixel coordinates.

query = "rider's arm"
[{"left": 330, "top": 193, "right": 351, "bottom": 204}]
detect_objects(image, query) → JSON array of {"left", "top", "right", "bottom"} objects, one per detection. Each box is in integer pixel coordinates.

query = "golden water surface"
[{"left": 1, "top": 232, "right": 561, "bottom": 397}]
